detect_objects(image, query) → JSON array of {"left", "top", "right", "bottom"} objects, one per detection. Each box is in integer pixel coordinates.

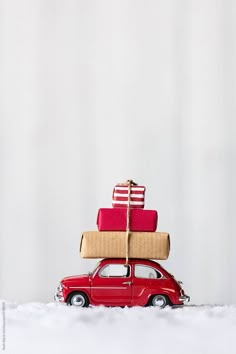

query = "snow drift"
[{"left": 2, "top": 302, "right": 236, "bottom": 354}]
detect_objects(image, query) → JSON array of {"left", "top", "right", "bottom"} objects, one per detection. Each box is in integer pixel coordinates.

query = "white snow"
[{"left": 2, "top": 301, "right": 236, "bottom": 354}]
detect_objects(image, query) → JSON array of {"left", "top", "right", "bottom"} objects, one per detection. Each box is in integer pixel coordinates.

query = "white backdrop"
[{"left": 0, "top": 0, "right": 236, "bottom": 304}]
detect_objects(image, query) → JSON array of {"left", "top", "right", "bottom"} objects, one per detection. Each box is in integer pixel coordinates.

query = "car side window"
[
  {"left": 134, "top": 265, "right": 162, "bottom": 279},
  {"left": 99, "top": 264, "right": 130, "bottom": 278}
]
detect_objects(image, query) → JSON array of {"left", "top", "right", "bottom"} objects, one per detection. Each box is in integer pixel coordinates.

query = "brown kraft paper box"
[{"left": 80, "top": 231, "right": 170, "bottom": 260}]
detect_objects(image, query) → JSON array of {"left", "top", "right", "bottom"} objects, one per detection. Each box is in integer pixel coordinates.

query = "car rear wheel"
[
  {"left": 67, "top": 292, "right": 89, "bottom": 307},
  {"left": 149, "top": 295, "right": 169, "bottom": 308}
]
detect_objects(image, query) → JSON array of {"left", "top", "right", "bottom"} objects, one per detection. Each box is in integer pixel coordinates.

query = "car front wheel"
[
  {"left": 67, "top": 292, "right": 89, "bottom": 307},
  {"left": 149, "top": 295, "right": 169, "bottom": 308}
]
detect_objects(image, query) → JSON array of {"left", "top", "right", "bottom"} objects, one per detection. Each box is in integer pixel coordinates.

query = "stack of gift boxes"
[{"left": 80, "top": 180, "right": 170, "bottom": 261}]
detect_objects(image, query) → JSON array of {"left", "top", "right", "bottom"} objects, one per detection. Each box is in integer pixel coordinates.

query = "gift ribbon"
[
  {"left": 125, "top": 182, "right": 130, "bottom": 265},
  {"left": 118, "top": 179, "right": 138, "bottom": 187},
  {"left": 125, "top": 179, "right": 137, "bottom": 264},
  {"left": 116, "top": 179, "right": 138, "bottom": 264}
]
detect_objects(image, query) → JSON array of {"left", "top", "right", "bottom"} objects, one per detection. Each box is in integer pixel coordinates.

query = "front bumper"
[
  {"left": 54, "top": 292, "right": 64, "bottom": 302},
  {"left": 179, "top": 295, "right": 190, "bottom": 303},
  {"left": 54, "top": 283, "right": 65, "bottom": 302}
]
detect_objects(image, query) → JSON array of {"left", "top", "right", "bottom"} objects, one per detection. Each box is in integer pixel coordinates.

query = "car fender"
[
  {"left": 65, "top": 287, "right": 91, "bottom": 302},
  {"left": 144, "top": 287, "right": 176, "bottom": 304}
]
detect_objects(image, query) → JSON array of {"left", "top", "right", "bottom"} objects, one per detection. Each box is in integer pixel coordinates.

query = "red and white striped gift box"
[{"left": 112, "top": 184, "right": 146, "bottom": 208}]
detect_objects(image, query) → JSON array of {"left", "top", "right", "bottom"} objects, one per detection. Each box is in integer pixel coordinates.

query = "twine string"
[{"left": 125, "top": 180, "right": 132, "bottom": 265}]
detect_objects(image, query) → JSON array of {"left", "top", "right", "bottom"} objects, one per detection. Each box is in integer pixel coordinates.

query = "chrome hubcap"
[
  {"left": 71, "top": 294, "right": 85, "bottom": 307},
  {"left": 152, "top": 295, "right": 166, "bottom": 308}
]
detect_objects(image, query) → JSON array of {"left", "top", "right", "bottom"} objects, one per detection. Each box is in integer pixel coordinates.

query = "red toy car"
[{"left": 55, "top": 258, "right": 190, "bottom": 308}]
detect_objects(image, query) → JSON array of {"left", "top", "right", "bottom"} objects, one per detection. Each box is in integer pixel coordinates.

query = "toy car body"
[{"left": 55, "top": 258, "right": 190, "bottom": 308}]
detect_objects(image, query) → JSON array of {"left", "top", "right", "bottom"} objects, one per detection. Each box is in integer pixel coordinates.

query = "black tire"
[
  {"left": 67, "top": 292, "right": 89, "bottom": 307},
  {"left": 148, "top": 294, "right": 170, "bottom": 308}
]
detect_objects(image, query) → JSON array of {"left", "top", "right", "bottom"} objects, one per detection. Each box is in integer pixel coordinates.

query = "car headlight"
[{"left": 57, "top": 283, "right": 63, "bottom": 291}]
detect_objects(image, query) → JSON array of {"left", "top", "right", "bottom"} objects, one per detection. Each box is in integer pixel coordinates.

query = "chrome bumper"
[
  {"left": 179, "top": 295, "right": 190, "bottom": 303},
  {"left": 54, "top": 292, "right": 60, "bottom": 302},
  {"left": 54, "top": 291, "right": 64, "bottom": 303}
]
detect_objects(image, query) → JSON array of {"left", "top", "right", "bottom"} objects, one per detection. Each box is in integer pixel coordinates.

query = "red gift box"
[
  {"left": 112, "top": 184, "right": 146, "bottom": 208},
  {"left": 97, "top": 208, "right": 158, "bottom": 232}
]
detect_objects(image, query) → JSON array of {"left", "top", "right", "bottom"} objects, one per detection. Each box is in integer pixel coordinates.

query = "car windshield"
[{"left": 88, "top": 261, "right": 101, "bottom": 275}]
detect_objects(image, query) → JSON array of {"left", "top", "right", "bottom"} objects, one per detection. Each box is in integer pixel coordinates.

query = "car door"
[
  {"left": 91, "top": 263, "right": 132, "bottom": 306},
  {"left": 132, "top": 264, "right": 166, "bottom": 305}
]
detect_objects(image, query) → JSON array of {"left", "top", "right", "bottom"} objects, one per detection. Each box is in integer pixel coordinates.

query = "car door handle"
[{"left": 122, "top": 281, "right": 132, "bottom": 285}]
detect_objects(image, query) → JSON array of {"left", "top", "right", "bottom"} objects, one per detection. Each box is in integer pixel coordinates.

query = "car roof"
[{"left": 100, "top": 258, "right": 161, "bottom": 267}]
